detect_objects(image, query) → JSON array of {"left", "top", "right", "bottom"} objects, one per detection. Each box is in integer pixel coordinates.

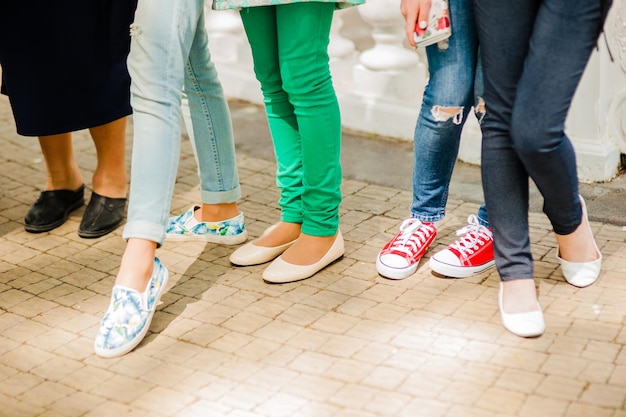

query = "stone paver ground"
[{"left": 1, "top": 93, "right": 626, "bottom": 417}]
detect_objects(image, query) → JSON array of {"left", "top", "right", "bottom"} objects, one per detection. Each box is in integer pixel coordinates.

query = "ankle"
[
  {"left": 555, "top": 221, "right": 599, "bottom": 263},
  {"left": 281, "top": 233, "right": 338, "bottom": 265},
  {"left": 256, "top": 222, "right": 301, "bottom": 247},
  {"left": 92, "top": 186, "right": 128, "bottom": 199},
  {"left": 92, "top": 175, "right": 128, "bottom": 199},
  {"left": 46, "top": 177, "right": 84, "bottom": 192},
  {"left": 500, "top": 279, "right": 539, "bottom": 314},
  {"left": 115, "top": 239, "right": 157, "bottom": 291},
  {"left": 195, "top": 203, "right": 240, "bottom": 222}
]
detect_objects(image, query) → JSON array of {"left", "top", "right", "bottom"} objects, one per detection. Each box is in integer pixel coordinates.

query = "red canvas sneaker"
[
  {"left": 429, "top": 215, "right": 495, "bottom": 278},
  {"left": 376, "top": 218, "right": 437, "bottom": 280}
]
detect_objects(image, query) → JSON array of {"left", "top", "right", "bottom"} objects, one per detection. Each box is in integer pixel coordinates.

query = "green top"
[{"left": 212, "top": 0, "right": 364, "bottom": 11}]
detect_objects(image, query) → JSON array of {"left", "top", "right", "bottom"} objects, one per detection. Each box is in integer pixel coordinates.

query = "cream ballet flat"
[
  {"left": 556, "top": 195, "right": 602, "bottom": 288},
  {"left": 262, "top": 230, "right": 345, "bottom": 284},
  {"left": 229, "top": 224, "right": 296, "bottom": 266}
]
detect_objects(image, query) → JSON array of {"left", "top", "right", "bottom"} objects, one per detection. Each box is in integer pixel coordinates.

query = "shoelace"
[
  {"left": 449, "top": 215, "right": 492, "bottom": 257},
  {"left": 388, "top": 219, "right": 436, "bottom": 256}
]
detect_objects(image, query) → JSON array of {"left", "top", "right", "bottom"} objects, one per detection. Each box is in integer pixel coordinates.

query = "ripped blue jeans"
[{"left": 410, "top": 0, "right": 488, "bottom": 226}]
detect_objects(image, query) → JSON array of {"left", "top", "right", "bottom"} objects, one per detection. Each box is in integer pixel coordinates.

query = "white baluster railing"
[
  {"left": 329, "top": 8, "right": 359, "bottom": 87},
  {"left": 205, "top": 7, "right": 261, "bottom": 103},
  {"left": 205, "top": 2, "right": 625, "bottom": 182},
  {"left": 337, "top": 0, "right": 427, "bottom": 140}
]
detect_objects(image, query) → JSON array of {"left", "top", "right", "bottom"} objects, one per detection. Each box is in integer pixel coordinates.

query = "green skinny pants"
[{"left": 240, "top": 2, "right": 342, "bottom": 236}]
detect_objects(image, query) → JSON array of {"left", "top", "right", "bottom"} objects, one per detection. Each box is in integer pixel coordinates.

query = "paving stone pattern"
[{"left": 1, "top": 94, "right": 626, "bottom": 417}]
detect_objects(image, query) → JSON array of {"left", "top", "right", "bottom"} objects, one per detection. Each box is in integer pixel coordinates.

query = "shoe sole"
[
  {"left": 165, "top": 229, "right": 248, "bottom": 245},
  {"left": 24, "top": 199, "right": 84, "bottom": 233},
  {"left": 94, "top": 267, "right": 169, "bottom": 358},
  {"left": 429, "top": 258, "right": 496, "bottom": 278},
  {"left": 375, "top": 256, "right": 419, "bottom": 280}
]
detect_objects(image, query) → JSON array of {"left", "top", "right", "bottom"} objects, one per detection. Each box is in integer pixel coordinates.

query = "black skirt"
[{"left": 0, "top": 0, "right": 137, "bottom": 136}]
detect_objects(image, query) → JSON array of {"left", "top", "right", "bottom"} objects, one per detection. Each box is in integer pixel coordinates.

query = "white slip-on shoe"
[
  {"left": 498, "top": 282, "right": 545, "bottom": 338},
  {"left": 556, "top": 195, "right": 602, "bottom": 288}
]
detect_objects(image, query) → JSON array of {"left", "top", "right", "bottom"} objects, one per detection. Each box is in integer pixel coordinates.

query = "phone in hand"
[{"left": 413, "top": 0, "right": 452, "bottom": 47}]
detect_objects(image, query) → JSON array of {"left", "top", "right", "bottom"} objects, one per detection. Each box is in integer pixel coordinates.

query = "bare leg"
[
  {"left": 88, "top": 117, "right": 129, "bottom": 198},
  {"left": 115, "top": 238, "right": 158, "bottom": 292},
  {"left": 38, "top": 133, "right": 83, "bottom": 191},
  {"left": 195, "top": 202, "right": 240, "bottom": 222}
]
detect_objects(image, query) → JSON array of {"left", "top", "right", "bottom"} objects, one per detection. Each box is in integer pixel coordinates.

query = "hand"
[{"left": 400, "top": 0, "right": 432, "bottom": 48}]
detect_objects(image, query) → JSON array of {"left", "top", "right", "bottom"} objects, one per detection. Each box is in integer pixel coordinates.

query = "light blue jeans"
[
  {"left": 410, "top": 0, "right": 488, "bottom": 227},
  {"left": 124, "top": 0, "right": 240, "bottom": 245}
]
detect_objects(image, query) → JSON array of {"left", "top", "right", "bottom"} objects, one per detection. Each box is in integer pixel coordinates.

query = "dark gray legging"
[{"left": 473, "top": 0, "right": 608, "bottom": 280}]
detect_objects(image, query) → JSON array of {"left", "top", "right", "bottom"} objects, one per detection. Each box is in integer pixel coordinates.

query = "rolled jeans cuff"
[
  {"left": 123, "top": 221, "right": 166, "bottom": 247},
  {"left": 201, "top": 186, "right": 241, "bottom": 205}
]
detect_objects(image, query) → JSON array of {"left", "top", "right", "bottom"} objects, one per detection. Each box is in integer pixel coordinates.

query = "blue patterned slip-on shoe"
[
  {"left": 165, "top": 205, "right": 248, "bottom": 245},
  {"left": 94, "top": 258, "right": 169, "bottom": 358}
]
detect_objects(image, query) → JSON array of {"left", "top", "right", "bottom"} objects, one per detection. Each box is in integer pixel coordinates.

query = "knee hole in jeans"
[
  {"left": 475, "top": 97, "right": 486, "bottom": 124},
  {"left": 431, "top": 106, "right": 464, "bottom": 125}
]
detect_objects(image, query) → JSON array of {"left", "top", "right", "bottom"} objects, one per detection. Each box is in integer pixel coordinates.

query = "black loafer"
[
  {"left": 25, "top": 185, "right": 85, "bottom": 233},
  {"left": 78, "top": 192, "right": 127, "bottom": 238}
]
